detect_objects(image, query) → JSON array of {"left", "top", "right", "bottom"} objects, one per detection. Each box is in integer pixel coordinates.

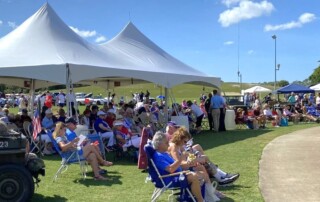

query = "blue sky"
[{"left": 0, "top": 0, "right": 319, "bottom": 84}]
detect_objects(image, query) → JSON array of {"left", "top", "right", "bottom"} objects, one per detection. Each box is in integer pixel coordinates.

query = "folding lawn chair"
[
  {"left": 144, "top": 143, "right": 197, "bottom": 202},
  {"left": 23, "top": 121, "right": 43, "bottom": 155},
  {"left": 47, "top": 132, "right": 87, "bottom": 181}
]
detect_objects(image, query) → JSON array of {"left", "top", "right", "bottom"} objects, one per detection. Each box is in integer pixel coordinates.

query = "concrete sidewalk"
[{"left": 259, "top": 127, "right": 320, "bottom": 202}]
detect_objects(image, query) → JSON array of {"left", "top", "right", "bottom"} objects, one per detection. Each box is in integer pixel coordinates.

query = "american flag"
[{"left": 32, "top": 110, "right": 42, "bottom": 140}]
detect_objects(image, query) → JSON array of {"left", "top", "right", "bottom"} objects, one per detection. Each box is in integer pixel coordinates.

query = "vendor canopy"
[
  {"left": 275, "top": 83, "right": 315, "bottom": 94},
  {"left": 244, "top": 86, "right": 272, "bottom": 93}
]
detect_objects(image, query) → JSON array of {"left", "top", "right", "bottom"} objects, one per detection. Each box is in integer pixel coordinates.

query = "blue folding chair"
[
  {"left": 47, "top": 132, "right": 87, "bottom": 182},
  {"left": 144, "top": 143, "right": 197, "bottom": 202}
]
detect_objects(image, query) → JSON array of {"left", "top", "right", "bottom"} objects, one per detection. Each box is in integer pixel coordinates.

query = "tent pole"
[
  {"left": 164, "top": 87, "right": 169, "bottom": 123},
  {"left": 66, "top": 63, "right": 71, "bottom": 117},
  {"left": 30, "top": 79, "right": 35, "bottom": 117}
]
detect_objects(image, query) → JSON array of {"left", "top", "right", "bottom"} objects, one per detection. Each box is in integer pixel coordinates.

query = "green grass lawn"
[{"left": 31, "top": 123, "right": 317, "bottom": 202}]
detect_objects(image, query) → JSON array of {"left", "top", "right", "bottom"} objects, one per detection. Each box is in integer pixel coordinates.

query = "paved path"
[{"left": 259, "top": 127, "right": 320, "bottom": 202}]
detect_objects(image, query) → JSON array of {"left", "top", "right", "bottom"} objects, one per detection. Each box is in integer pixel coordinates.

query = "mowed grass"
[{"left": 31, "top": 123, "right": 317, "bottom": 202}]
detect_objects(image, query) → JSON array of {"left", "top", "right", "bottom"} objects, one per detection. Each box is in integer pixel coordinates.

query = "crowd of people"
[
  {"left": 0, "top": 89, "right": 244, "bottom": 199},
  {"left": 236, "top": 92, "right": 320, "bottom": 129}
]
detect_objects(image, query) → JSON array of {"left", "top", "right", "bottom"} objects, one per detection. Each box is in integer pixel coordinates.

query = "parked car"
[
  {"left": 76, "top": 93, "right": 94, "bottom": 105},
  {"left": 92, "top": 96, "right": 108, "bottom": 105},
  {"left": 224, "top": 95, "right": 245, "bottom": 109}
]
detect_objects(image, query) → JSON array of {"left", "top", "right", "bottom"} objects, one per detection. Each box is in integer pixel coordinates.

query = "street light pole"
[{"left": 272, "top": 35, "right": 277, "bottom": 90}]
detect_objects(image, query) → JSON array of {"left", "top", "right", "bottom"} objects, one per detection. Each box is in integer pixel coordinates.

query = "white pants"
[
  {"left": 100, "top": 131, "right": 114, "bottom": 147},
  {"left": 123, "top": 135, "right": 141, "bottom": 148}
]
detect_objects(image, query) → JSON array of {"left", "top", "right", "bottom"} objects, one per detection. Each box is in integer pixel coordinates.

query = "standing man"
[
  {"left": 57, "top": 90, "right": 66, "bottom": 108},
  {"left": 211, "top": 90, "right": 224, "bottom": 132},
  {"left": 218, "top": 92, "right": 227, "bottom": 132},
  {"left": 204, "top": 93, "right": 213, "bottom": 130}
]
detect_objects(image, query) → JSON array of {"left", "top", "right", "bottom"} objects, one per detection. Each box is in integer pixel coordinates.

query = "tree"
[
  {"left": 277, "top": 80, "right": 289, "bottom": 87},
  {"left": 308, "top": 66, "right": 320, "bottom": 85}
]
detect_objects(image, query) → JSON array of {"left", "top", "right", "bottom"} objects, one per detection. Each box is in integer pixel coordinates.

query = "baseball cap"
[
  {"left": 65, "top": 117, "right": 78, "bottom": 125},
  {"left": 167, "top": 121, "right": 180, "bottom": 128},
  {"left": 97, "top": 110, "right": 106, "bottom": 116}
]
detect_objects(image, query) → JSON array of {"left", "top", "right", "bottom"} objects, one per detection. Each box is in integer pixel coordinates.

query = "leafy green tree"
[
  {"left": 277, "top": 80, "right": 289, "bottom": 87},
  {"left": 308, "top": 66, "right": 320, "bottom": 85}
]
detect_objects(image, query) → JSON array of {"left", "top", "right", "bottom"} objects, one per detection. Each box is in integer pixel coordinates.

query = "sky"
[{"left": 0, "top": 0, "right": 319, "bottom": 84}]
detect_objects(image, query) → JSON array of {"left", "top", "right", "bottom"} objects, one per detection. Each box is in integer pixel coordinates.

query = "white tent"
[
  {"left": 0, "top": 3, "right": 220, "bottom": 89},
  {"left": 100, "top": 22, "right": 220, "bottom": 88},
  {"left": 244, "top": 86, "right": 272, "bottom": 93},
  {"left": 310, "top": 83, "right": 320, "bottom": 91}
]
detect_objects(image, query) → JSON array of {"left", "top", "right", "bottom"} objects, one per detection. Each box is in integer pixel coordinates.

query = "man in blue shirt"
[
  {"left": 210, "top": 90, "right": 224, "bottom": 132},
  {"left": 94, "top": 111, "right": 114, "bottom": 147},
  {"left": 152, "top": 132, "right": 204, "bottom": 202}
]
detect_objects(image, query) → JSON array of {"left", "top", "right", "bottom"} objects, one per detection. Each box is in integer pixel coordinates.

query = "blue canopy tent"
[{"left": 275, "top": 83, "right": 315, "bottom": 94}]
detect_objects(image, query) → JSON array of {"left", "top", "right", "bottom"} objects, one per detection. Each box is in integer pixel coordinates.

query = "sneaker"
[{"left": 218, "top": 173, "right": 240, "bottom": 186}]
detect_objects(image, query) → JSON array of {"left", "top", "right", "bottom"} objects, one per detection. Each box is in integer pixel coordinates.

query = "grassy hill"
[{"left": 66, "top": 82, "right": 273, "bottom": 104}]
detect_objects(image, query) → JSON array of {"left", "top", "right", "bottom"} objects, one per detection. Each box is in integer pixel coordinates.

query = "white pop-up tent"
[
  {"left": 244, "top": 86, "right": 272, "bottom": 93},
  {"left": 310, "top": 83, "right": 320, "bottom": 91}
]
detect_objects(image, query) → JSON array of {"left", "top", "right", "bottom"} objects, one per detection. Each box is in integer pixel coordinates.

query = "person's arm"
[
  {"left": 98, "top": 123, "right": 112, "bottom": 132},
  {"left": 57, "top": 137, "right": 79, "bottom": 152},
  {"left": 115, "top": 134, "right": 126, "bottom": 144},
  {"left": 165, "top": 157, "right": 183, "bottom": 173},
  {"left": 169, "top": 145, "right": 192, "bottom": 169}
]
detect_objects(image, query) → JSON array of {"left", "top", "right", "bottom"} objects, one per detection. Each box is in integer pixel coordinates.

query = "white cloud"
[
  {"left": 7, "top": 21, "right": 17, "bottom": 29},
  {"left": 248, "top": 50, "right": 254, "bottom": 55},
  {"left": 69, "top": 26, "right": 96, "bottom": 38},
  {"left": 219, "top": 0, "right": 274, "bottom": 27},
  {"left": 224, "top": 41, "right": 234, "bottom": 45},
  {"left": 0, "top": 20, "right": 3, "bottom": 25},
  {"left": 221, "top": 0, "right": 245, "bottom": 8},
  {"left": 95, "top": 36, "right": 107, "bottom": 43},
  {"left": 264, "top": 12, "right": 316, "bottom": 31}
]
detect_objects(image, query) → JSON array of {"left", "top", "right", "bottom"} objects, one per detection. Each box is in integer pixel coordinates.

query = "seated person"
[
  {"left": 152, "top": 131, "right": 205, "bottom": 202},
  {"left": 40, "top": 108, "right": 56, "bottom": 155},
  {"left": 165, "top": 122, "right": 239, "bottom": 186},
  {"left": 113, "top": 120, "right": 141, "bottom": 149},
  {"left": 253, "top": 106, "right": 266, "bottom": 128},
  {"left": 105, "top": 109, "right": 116, "bottom": 128},
  {"left": 123, "top": 107, "right": 141, "bottom": 135},
  {"left": 53, "top": 122, "right": 112, "bottom": 180},
  {"left": 57, "top": 108, "right": 66, "bottom": 123},
  {"left": 305, "top": 104, "right": 320, "bottom": 123},
  {"left": 283, "top": 105, "right": 300, "bottom": 123},
  {"left": 235, "top": 108, "right": 258, "bottom": 129},
  {"left": 93, "top": 111, "right": 115, "bottom": 148},
  {"left": 79, "top": 109, "right": 91, "bottom": 129},
  {"left": 262, "top": 104, "right": 280, "bottom": 127},
  {"left": 167, "top": 128, "right": 224, "bottom": 200}
]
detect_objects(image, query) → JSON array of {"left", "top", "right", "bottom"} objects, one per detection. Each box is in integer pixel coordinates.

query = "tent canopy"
[
  {"left": 100, "top": 22, "right": 220, "bottom": 88},
  {"left": 0, "top": 3, "right": 220, "bottom": 89},
  {"left": 275, "top": 83, "right": 315, "bottom": 94},
  {"left": 243, "top": 86, "right": 271, "bottom": 93},
  {"left": 310, "top": 83, "right": 320, "bottom": 91}
]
